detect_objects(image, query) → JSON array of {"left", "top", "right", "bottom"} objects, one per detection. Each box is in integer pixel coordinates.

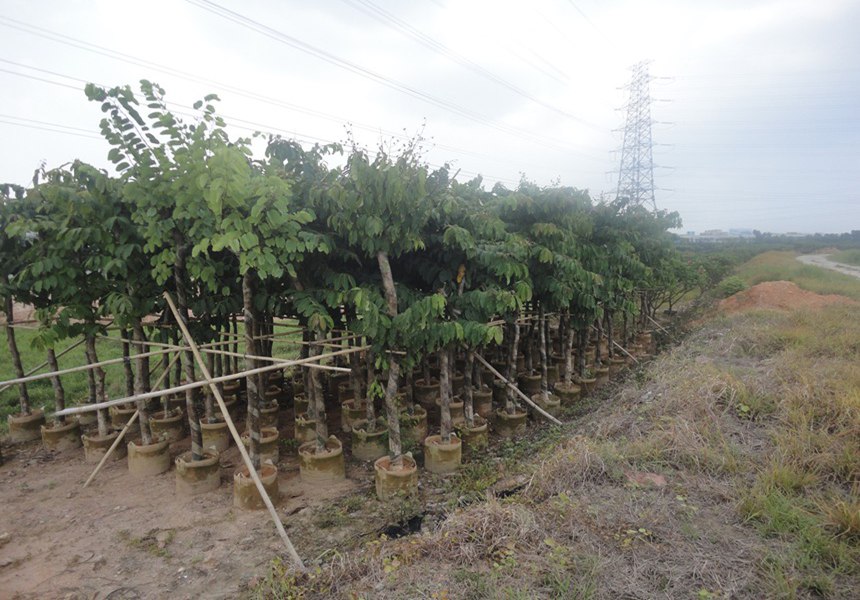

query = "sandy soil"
[{"left": 0, "top": 409, "right": 369, "bottom": 600}]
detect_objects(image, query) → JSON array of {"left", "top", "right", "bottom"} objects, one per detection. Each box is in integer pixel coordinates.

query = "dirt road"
[{"left": 797, "top": 253, "right": 860, "bottom": 279}]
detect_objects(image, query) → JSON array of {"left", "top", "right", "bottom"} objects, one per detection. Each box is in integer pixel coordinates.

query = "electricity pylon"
[{"left": 615, "top": 61, "right": 657, "bottom": 210}]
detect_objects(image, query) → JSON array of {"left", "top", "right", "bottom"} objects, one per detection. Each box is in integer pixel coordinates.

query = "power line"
[
  {"left": 0, "top": 61, "right": 597, "bottom": 185},
  {"left": 340, "top": 0, "right": 600, "bottom": 128},
  {"left": 0, "top": 18, "right": 601, "bottom": 164},
  {"left": 0, "top": 117, "right": 102, "bottom": 140},
  {"left": 182, "top": 0, "right": 582, "bottom": 152},
  {"left": 0, "top": 67, "right": 526, "bottom": 185}
]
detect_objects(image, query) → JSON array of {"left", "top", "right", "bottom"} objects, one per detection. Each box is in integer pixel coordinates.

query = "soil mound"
[{"left": 719, "top": 280, "right": 855, "bottom": 313}]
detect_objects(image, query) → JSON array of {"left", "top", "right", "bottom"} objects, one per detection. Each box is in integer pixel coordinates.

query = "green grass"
[
  {"left": 0, "top": 326, "right": 127, "bottom": 430},
  {"left": 734, "top": 251, "right": 860, "bottom": 300},
  {"left": 0, "top": 318, "right": 306, "bottom": 432},
  {"left": 828, "top": 249, "right": 860, "bottom": 267}
]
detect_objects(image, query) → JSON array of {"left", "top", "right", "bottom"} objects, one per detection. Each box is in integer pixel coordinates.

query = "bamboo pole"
[
  {"left": 164, "top": 292, "right": 305, "bottom": 570},
  {"left": 611, "top": 339, "right": 639, "bottom": 363},
  {"left": 52, "top": 344, "right": 366, "bottom": 418},
  {"left": 82, "top": 351, "right": 181, "bottom": 488},
  {"left": 103, "top": 334, "right": 351, "bottom": 373},
  {"left": 0, "top": 345, "right": 175, "bottom": 389},
  {"left": 590, "top": 324, "right": 639, "bottom": 364},
  {"left": 646, "top": 314, "right": 673, "bottom": 339},
  {"left": 0, "top": 336, "right": 86, "bottom": 395},
  {"left": 199, "top": 347, "right": 351, "bottom": 373},
  {"left": 473, "top": 353, "right": 563, "bottom": 426}
]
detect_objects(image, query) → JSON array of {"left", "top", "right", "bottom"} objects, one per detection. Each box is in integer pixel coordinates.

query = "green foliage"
[{"left": 719, "top": 275, "right": 748, "bottom": 297}]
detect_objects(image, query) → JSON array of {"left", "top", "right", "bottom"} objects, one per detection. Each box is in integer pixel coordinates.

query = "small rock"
[{"left": 66, "top": 492, "right": 73, "bottom": 499}]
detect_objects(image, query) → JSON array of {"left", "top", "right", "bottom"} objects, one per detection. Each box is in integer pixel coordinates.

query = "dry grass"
[{"left": 249, "top": 296, "right": 860, "bottom": 599}]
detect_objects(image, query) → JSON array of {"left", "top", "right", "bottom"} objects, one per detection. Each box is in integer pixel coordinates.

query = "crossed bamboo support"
[
  {"left": 473, "top": 353, "right": 563, "bottom": 426},
  {"left": 163, "top": 292, "right": 306, "bottom": 570}
]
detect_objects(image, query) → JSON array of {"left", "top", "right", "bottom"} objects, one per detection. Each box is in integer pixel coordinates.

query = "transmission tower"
[{"left": 615, "top": 61, "right": 657, "bottom": 210}]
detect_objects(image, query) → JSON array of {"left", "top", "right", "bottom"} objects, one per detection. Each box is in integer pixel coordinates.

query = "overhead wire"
[
  {"left": 0, "top": 67, "right": 525, "bottom": 186},
  {"left": 182, "top": 0, "right": 587, "bottom": 152},
  {"left": 0, "top": 16, "right": 605, "bottom": 164},
  {"left": 339, "top": 0, "right": 600, "bottom": 127},
  {"left": 0, "top": 61, "right": 595, "bottom": 184}
]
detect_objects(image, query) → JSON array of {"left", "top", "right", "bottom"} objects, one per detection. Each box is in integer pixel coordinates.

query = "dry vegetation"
[{"left": 248, "top": 286, "right": 859, "bottom": 599}]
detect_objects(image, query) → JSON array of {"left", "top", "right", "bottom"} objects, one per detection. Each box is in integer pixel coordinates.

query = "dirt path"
[
  {"left": 0, "top": 415, "right": 371, "bottom": 600},
  {"left": 797, "top": 253, "right": 860, "bottom": 279}
]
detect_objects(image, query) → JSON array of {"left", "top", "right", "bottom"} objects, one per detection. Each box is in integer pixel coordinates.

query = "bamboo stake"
[
  {"left": 164, "top": 292, "right": 305, "bottom": 570},
  {"left": 0, "top": 344, "right": 175, "bottom": 388},
  {"left": 0, "top": 336, "right": 86, "bottom": 394},
  {"left": 474, "top": 353, "right": 562, "bottom": 426},
  {"left": 105, "top": 334, "right": 351, "bottom": 373},
  {"left": 82, "top": 351, "right": 181, "bottom": 488},
  {"left": 199, "top": 347, "right": 351, "bottom": 373},
  {"left": 646, "top": 314, "right": 673, "bottom": 339},
  {"left": 52, "top": 344, "right": 366, "bottom": 418},
  {"left": 590, "top": 324, "right": 639, "bottom": 364},
  {"left": 611, "top": 339, "right": 639, "bottom": 364}
]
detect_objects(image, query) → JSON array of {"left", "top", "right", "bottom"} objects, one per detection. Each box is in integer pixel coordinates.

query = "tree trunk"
[
  {"left": 439, "top": 349, "right": 453, "bottom": 442},
  {"left": 4, "top": 296, "right": 31, "bottom": 415},
  {"left": 376, "top": 250, "right": 402, "bottom": 459},
  {"left": 311, "top": 331, "right": 329, "bottom": 450},
  {"left": 348, "top": 336, "right": 363, "bottom": 403},
  {"left": 560, "top": 311, "right": 572, "bottom": 385},
  {"left": 365, "top": 348, "right": 376, "bottom": 430},
  {"left": 204, "top": 349, "right": 215, "bottom": 422},
  {"left": 254, "top": 314, "right": 266, "bottom": 404},
  {"left": 85, "top": 333, "right": 110, "bottom": 437},
  {"left": 524, "top": 319, "right": 534, "bottom": 375},
  {"left": 463, "top": 350, "right": 475, "bottom": 428},
  {"left": 231, "top": 313, "right": 239, "bottom": 374},
  {"left": 242, "top": 271, "right": 261, "bottom": 470},
  {"left": 214, "top": 323, "right": 224, "bottom": 381},
  {"left": 605, "top": 313, "right": 614, "bottom": 359},
  {"left": 505, "top": 321, "right": 520, "bottom": 414},
  {"left": 159, "top": 326, "right": 170, "bottom": 395},
  {"left": 473, "top": 352, "right": 484, "bottom": 390},
  {"left": 594, "top": 318, "right": 603, "bottom": 367},
  {"left": 132, "top": 320, "right": 153, "bottom": 445},
  {"left": 576, "top": 328, "right": 588, "bottom": 378},
  {"left": 300, "top": 328, "right": 310, "bottom": 408},
  {"left": 538, "top": 305, "right": 549, "bottom": 402},
  {"left": 421, "top": 355, "right": 432, "bottom": 384},
  {"left": 623, "top": 311, "right": 630, "bottom": 347},
  {"left": 120, "top": 329, "right": 135, "bottom": 398},
  {"left": 46, "top": 348, "right": 65, "bottom": 425},
  {"left": 172, "top": 328, "right": 182, "bottom": 393}
]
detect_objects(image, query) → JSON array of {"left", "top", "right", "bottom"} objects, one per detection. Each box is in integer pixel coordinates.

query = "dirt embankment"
[{"left": 719, "top": 280, "right": 857, "bottom": 313}]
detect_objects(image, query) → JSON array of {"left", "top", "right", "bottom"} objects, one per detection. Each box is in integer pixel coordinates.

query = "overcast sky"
[{"left": 1, "top": 0, "right": 858, "bottom": 234}]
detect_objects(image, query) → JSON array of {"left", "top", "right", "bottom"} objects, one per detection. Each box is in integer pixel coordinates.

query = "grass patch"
[
  {"left": 117, "top": 528, "right": 175, "bottom": 559},
  {"left": 828, "top": 249, "right": 860, "bottom": 267},
  {"left": 0, "top": 327, "right": 127, "bottom": 431},
  {"left": 734, "top": 251, "right": 860, "bottom": 300},
  {"left": 1, "top": 319, "right": 303, "bottom": 433}
]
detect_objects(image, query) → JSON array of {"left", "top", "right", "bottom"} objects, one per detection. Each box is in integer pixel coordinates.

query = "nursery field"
[{"left": 2, "top": 259, "right": 858, "bottom": 599}]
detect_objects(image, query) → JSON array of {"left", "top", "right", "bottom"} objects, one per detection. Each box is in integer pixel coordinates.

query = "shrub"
[{"left": 719, "top": 276, "right": 747, "bottom": 297}]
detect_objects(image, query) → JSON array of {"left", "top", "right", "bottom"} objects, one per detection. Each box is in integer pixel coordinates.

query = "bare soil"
[
  {"left": 719, "top": 280, "right": 857, "bottom": 313},
  {"left": 0, "top": 406, "right": 371, "bottom": 600}
]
